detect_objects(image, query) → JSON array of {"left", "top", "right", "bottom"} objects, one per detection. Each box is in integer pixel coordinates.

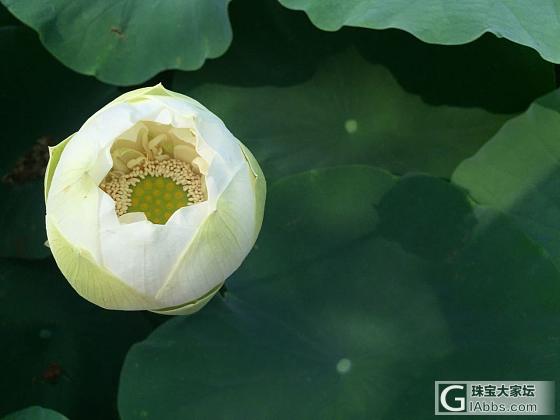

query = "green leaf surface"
[
  {"left": 1, "top": 406, "right": 68, "bottom": 420},
  {"left": 234, "top": 165, "right": 397, "bottom": 281},
  {"left": 180, "top": 0, "right": 554, "bottom": 114},
  {"left": 180, "top": 48, "right": 513, "bottom": 181},
  {"left": 0, "top": 0, "right": 233, "bottom": 85},
  {"left": 278, "top": 0, "right": 560, "bottom": 64},
  {"left": 0, "top": 258, "right": 153, "bottom": 420},
  {"left": 453, "top": 89, "right": 560, "bottom": 270},
  {"left": 0, "top": 24, "right": 117, "bottom": 258},
  {"left": 177, "top": 9, "right": 554, "bottom": 181},
  {"left": 118, "top": 167, "right": 560, "bottom": 420}
]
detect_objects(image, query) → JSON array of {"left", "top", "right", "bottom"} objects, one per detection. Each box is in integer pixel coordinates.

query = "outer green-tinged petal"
[
  {"left": 153, "top": 141, "right": 264, "bottom": 315},
  {"left": 151, "top": 283, "right": 223, "bottom": 316},
  {"left": 46, "top": 216, "right": 161, "bottom": 310},
  {"left": 44, "top": 136, "right": 72, "bottom": 202},
  {"left": 106, "top": 84, "right": 175, "bottom": 106},
  {"left": 239, "top": 142, "right": 266, "bottom": 236}
]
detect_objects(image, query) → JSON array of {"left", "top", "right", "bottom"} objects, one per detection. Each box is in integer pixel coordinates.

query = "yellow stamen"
[{"left": 100, "top": 158, "right": 205, "bottom": 224}]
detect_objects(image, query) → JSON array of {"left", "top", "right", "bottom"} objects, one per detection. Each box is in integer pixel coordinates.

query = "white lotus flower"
[{"left": 45, "top": 85, "right": 265, "bottom": 315}]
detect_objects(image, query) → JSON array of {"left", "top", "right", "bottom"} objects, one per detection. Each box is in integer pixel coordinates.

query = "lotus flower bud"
[{"left": 44, "top": 85, "right": 265, "bottom": 315}]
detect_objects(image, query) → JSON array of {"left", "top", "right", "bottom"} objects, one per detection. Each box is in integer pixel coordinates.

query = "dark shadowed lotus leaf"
[
  {"left": 118, "top": 167, "right": 560, "bottom": 420},
  {"left": 0, "top": 258, "right": 153, "bottom": 420},
  {"left": 180, "top": 49, "right": 513, "bottom": 181}
]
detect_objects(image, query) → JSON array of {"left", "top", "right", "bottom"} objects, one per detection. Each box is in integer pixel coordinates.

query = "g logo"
[{"left": 438, "top": 384, "right": 467, "bottom": 413}]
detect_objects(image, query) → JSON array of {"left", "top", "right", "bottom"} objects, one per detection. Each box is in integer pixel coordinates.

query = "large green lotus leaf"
[
  {"left": 1, "top": 407, "right": 68, "bottom": 420},
  {"left": 179, "top": 48, "right": 523, "bottom": 181},
  {"left": 0, "top": 24, "right": 117, "bottom": 258},
  {"left": 180, "top": 1, "right": 553, "bottom": 114},
  {"left": 0, "top": 0, "right": 232, "bottom": 85},
  {"left": 453, "top": 89, "right": 560, "bottom": 270},
  {"left": 278, "top": 0, "right": 560, "bottom": 64},
  {"left": 236, "top": 165, "right": 397, "bottom": 283},
  {"left": 0, "top": 258, "right": 153, "bottom": 420},
  {"left": 118, "top": 167, "right": 560, "bottom": 419}
]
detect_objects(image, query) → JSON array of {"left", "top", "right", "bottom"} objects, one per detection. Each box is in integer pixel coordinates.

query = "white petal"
[
  {"left": 98, "top": 190, "right": 212, "bottom": 297},
  {"left": 148, "top": 93, "right": 245, "bottom": 168},
  {"left": 47, "top": 172, "right": 101, "bottom": 261},
  {"left": 48, "top": 97, "right": 200, "bottom": 265},
  {"left": 155, "top": 163, "right": 258, "bottom": 306}
]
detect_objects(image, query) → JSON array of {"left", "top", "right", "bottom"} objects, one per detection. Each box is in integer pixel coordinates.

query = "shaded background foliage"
[{"left": 1, "top": 0, "right": 560, "bottom": 419}]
